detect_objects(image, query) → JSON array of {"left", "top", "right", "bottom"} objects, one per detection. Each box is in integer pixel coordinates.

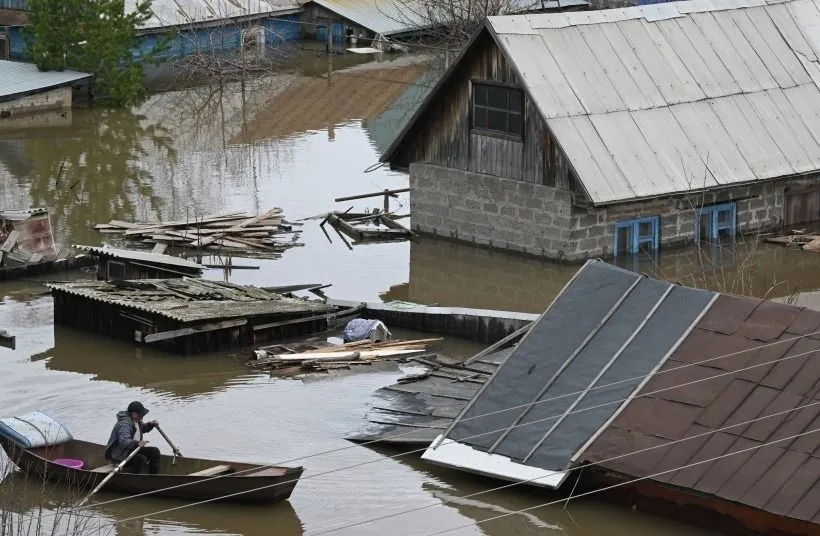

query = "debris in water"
[
  {"left": 764, "top": 231, "right": 820, "bottom": 251},
  {"left": 93, "top": 209, "right": 303, "bottom": 259}
]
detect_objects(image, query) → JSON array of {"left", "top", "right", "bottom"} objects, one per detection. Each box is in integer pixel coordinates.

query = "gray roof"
[
  {"left": 129, "top": 0, "right": 300, "bottom": 30},
  {"left": 46, "top": 278, "right": 335, "bottom": 323},
  {"left": 0, "top": 61, "right": 91, "bottom": 102},
  {"left": 422, "top": 260, "right": 718, "bottom": 488},
  {"left": 384, "top": 0, "right": 820, "bottom": 205},
  {"left": 72, "top": 244, "right": 204, "bottom": 271},
  {"left": 307, "top": 0, "right": 584, "bottom": 37}
]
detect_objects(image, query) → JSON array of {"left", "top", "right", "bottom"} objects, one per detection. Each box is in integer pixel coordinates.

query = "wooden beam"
[
  {"left": 143, "top": 318, "right": 248, "bottom": 344},
  {"left": 334, "top": 188, "right": 410, "bottom": 202},
  {"left": 1, "top": 230, "right": 19, "bottom": 253},
  {"left": 252, "top": 304, "right": 364, "bottom": 332},
  {"left": 464, "top": 322, "right": 533, "bottom": 365}
]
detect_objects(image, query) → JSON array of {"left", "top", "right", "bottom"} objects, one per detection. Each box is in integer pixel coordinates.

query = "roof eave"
[
  {"left": 379, "top": 20, "right": 493, "bottom": 164},
  {"left": 0, "top": 74, "right": 94, "bottom": 103}
]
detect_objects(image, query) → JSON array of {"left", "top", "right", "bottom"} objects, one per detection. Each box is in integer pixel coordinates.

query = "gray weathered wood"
[
  {"left": 1, "top": 231, "right": 19, "bottom": 252},
  {"left": 143, "top": 318, "right": 247, "bottom": 344}
]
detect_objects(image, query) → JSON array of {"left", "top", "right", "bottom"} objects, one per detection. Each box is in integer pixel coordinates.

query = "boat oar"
[
  {"left": 77, "top": 445, "right": 142, "bottom": 507},
  {"left": 155, "top": 425, "right": 182, "bottom": 464}
]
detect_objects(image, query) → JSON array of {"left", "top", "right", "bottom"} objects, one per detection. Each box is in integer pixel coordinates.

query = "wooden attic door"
[{"left": 785, "top": 187, "right": 820, "bottom": 225}]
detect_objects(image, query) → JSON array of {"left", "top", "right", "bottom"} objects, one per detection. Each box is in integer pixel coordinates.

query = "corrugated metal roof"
[
  {"left": 127, "top": 0, "right": 300, "bottom": 30},
  {"left": 0, "top": 61, "right": 91, "bottom": 102},
  {"left": 388, "top": 0, "right": 820, "bottom": 204},
  {"left": 46, "top": 278, "right": 334, "bottom": 323},
  {"left": 72, "top": 244, "right": 205, "bottom": 271},
  {"left": 308, "top": 0, "right": 586, "bottom": 37}
]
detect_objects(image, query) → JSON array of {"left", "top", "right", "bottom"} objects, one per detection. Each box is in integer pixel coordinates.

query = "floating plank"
[
  {"left": 1, "top": 231, "right": 19, "bottom": 253},
  {"left": 142, "top": 318, "right": 248, "bottom": 344},
  {"left": 151, "top": 243, "right": 167, "bottom": 254}
]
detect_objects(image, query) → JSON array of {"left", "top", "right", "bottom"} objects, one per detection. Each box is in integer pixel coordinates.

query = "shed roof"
[
  {"left": 382, "top": 0, "right": 820, "bottom": 205},
  {"left": 72, "top": 244, "right": 205, "bottom": 272},
  {"left": 583, "top": 293, "right": 820, "bottom": 526},
  {"left": 421, "top": 260, "right": 718, "bottom": 488},
  {"left": 46, "top": 278, "right": 334, "bottom": 323},
  {"left": 0, "top": 61, "right": 91, "bottom": 102},
  {"left": 127, "top": 0, "right": 300, "bottom": 31}
]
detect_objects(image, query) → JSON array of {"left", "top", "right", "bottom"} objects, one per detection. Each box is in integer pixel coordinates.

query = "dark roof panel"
[{"left": 583, "top": 291, "right": 820, "bottom": 528}]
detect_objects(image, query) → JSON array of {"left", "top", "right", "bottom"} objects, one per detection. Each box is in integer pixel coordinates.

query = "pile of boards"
[
  {"left": 764, "top": 231, "right": 820, "bottom": 251},
  {"left": 248, "top": 337, "right": 441, "bottom": 374},
  {"left": 94, "top": 209, "right": 302, "bottom": 259}
]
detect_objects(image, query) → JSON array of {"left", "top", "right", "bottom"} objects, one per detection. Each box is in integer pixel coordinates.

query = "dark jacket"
[{"left": 104, "top": 410, "right": 155, "bottom": 462}]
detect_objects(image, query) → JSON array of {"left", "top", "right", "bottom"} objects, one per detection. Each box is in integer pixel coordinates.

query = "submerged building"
[{"left": 382, "top": 0, "right": 820, "bottom": 261}]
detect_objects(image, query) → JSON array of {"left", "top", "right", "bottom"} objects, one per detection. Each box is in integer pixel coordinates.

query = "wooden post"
[
  {"left": 326, "top": 17, "right": 332, "bottom": 53},
  {"left": 383, "top": 189, "right": 390, "bottom": 213}
]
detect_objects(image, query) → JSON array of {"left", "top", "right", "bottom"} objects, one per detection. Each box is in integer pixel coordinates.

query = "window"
[
  {"left": 614, "top": 216, "right": 660, "bottom": 255},
  {"left": 471, "top": 82, "right": 523, "bottom": 138},
  {"left": 107, "top": 260, "right": 126, "bottom": 280},
  {"left": 695, "top": 202, "right": 736, "bottom": 242}
]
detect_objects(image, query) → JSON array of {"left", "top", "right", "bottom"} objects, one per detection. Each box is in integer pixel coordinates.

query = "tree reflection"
[{"left": 18, "top": 107, "right": 176, "bottom": 244}]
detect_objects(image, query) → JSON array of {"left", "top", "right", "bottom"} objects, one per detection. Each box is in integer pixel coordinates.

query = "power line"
[
  {"left": 421, "top": 425, "right": 820, "bottom": 536},
  {"left": 31, "top": 324, "right": 820, "bottom": 521},
  {"left": 45, "top": 334, "right": 820, "bottom": 530},
  {"left": 301, "top": 397, "right": 820, "bottom": 536}
]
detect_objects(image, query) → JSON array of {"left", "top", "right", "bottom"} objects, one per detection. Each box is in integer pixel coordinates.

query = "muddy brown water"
[{"left": 0, "top": 53, "right": 814, "bottom": 535}]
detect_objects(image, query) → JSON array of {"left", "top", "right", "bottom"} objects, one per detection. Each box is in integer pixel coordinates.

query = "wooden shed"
[
  {"left": 73, "top": 244, "right": 204, "bottom": 280},
  {"left": 46, "top": 278, "right": 354, "bottom": 355}
]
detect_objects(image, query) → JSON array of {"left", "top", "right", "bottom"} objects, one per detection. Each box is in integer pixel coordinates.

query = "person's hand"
[
  {"left": 139, "top": 440, "right": 149, "bottom": 447},
  {"left": 150, "top": 420, "right": 159, "bottom": 426}
]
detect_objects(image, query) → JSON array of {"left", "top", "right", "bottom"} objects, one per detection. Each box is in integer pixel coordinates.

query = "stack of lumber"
[
  {"left": 764, "top": 230, "right": 820, "bottom": 251},
  {"left": 94, "top": 209, "right": 303, "bottom": 259},
  {"left": 248, "top": 338, "right": 442, "bottom": 374}
]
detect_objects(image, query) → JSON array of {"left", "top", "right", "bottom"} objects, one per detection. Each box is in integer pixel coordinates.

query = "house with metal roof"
[
  {"left": 422, "top": 258, "right": 820, "bottom": 535},
  {"left": 298, "top": 0, "right": 587, "bottom": 50},
  {"left": 0, "top": 60, "right": 91, "bottom": 119},
  {"left": 73, "top": 244, "right": 205, "bottom": 280},
  {"left": 381, "top": 0, "right": 820, "bottom": 261}
]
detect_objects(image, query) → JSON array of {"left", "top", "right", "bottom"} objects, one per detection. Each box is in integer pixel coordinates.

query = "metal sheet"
[
  {"left": 539, "top": 27, "right": 626, "bottom": 114},
  {"left": 657, "top": 17, "right": 736, "bottom": 98},
  {"left": 0, "top": 61, "right": 90, "bottom": 101},
  {"left": 767, "top": 88, "right": 820, "bottom": 168},
  {"left": 589, "top": 111, "right": 677, "bottom": 198},
  {"left": 690, "top": 12, "right": 763, "bottom": 93},
  {"left": 548, "top": 116, "right": 635, "bottom": 203},
  {"left": 497, "top": 33, "right": 586, "bottom": 119},
  {"left": 670, "top": 101, "right": 756, "bottom": 186},
  {"left": 712, "top": 9, "right": 778, "bottom": 90},
  {"left": 642, "top": 3, "right": 684, "bottom": 22},
  {"left": 708, "top": 96, "right": 794, "bottom": 178},
  {"left": 132, "top": 0, "right": 299, "bottom": 30},
  {"left": 770, "top": 2, "right": 817, "bottom": 61},
  {"left": 575, "top": 24, "right": 655, "bottom": 111},
  {"left": 732, "top": 8, "right": 805, "bottom": 88},
  {"left": 623, "top": 19, "right": 706, "bottom": 105},
  {"left": 631, "top": 107, "right": 714, "bottom": 191},
  {"left": 598, "top": 24, "right": 668, "bottom": 110},
  {"left": 783, "top": 84, "right": 820, "bottom": 157},
  {"left": 745, "top": 91, "right": 815, "bottom": 173}
]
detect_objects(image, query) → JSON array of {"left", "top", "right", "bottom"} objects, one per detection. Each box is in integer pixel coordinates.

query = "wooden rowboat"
[{"left": 0, "top": 436, "right": 303, "bottom": 504}]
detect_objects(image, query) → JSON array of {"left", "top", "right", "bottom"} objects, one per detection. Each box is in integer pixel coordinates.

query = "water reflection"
[{"left": 407, "top": 235, "right": 818, "bottom": 313}]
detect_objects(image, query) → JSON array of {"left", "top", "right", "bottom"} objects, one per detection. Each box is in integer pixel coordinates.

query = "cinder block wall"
[
  {"left": 409, "top": 163, "right": 576, "bottom": 259},
  {"left": 0, "top": 86, "right": 71, "bottom": 117}
]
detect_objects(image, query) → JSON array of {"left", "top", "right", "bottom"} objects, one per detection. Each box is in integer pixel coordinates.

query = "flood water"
[{"left": 0, "top": 49, "right": 813, "bottom": 536}]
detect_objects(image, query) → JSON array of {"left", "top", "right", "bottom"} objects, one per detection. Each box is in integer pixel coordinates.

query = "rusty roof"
[
  {"left": 583, "top": 293, "right": 820, "bottom": 525},
  {"left": 46, "top": 278, "right": 334, "bottom": 323}
]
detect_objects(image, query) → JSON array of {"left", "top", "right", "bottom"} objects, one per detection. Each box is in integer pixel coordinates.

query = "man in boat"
[{"left": 104, "top": 401, "right": 161, "bottom": 475}]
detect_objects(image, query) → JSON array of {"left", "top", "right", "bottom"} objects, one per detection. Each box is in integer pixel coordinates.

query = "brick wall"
[{"left": 409, "top": 162, "right": 575, "bottom": 259}]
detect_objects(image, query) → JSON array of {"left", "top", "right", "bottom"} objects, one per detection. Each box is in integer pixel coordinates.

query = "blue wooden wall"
[
  {"left": 134, "top": 14, "right": 301, "bottom": 60},
  {"left": 7, "top": 26, "right": 27, "bottom": 60}
]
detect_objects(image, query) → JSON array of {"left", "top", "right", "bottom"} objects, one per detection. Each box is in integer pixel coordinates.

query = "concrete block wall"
[
  {"left": 0, "top": 86, "right": 71, "bottom": 117},
  {"left": 409, "top": 162, "right": 575, "bottom": 259}
]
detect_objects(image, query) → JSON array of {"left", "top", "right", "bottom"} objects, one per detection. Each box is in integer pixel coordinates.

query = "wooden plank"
[
  {"left": 1, "top": 230, "right": 19, "bottom": 252},
  {"left": 188, "top": 465, "right": 232, "bottom": 477},
  {"left": 108, "top": 220, "right": 141, "bottom": 229},
  {"left": 0, "top": 330, "right": 15, "bottom": 350},
  {"left": 143, "top": 318, "right": 247, "bottom": 344},
  {"left": 464, "top": 322, "right": 532, "bottom": 365},
  {"left": 151, "top": 243, "right": 167, "bottom": 254},
  {"left": 252, "top": 304, "right": 365, "bottom": 332},
  {"left": 197, "top": 208, "right": 282, "bottom": 247},
  {"left": 90, "top": 464, "right": 116, "bottom": 473}
]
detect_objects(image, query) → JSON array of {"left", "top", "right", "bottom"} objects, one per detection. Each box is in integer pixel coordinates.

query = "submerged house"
[
  {"left": 422, "top": 259, "right": 820, "bottom": 535},
  {"left": 382, "top": 0, "right": 820, "bottom": 261},
  {"left": 0, "top": 60, "right": 91, "bottom": 119}
]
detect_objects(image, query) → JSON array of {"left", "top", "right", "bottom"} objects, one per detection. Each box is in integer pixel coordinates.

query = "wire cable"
[
  {"left": 420, "top": 425, "right": 820, "bottom": 536},
  {"left": 31, "top": 325, "right": 820, "bottom": 520},
  {"left": 51, "top": 336, "right": 820, "bottom": 529},
  {"left": 301, "top": 397, "right": 820, "bottom": 536}
]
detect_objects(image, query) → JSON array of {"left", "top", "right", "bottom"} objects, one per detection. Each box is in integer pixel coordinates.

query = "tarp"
[{"left": 0, "top": 411, "right": 73, "bottom": 449}]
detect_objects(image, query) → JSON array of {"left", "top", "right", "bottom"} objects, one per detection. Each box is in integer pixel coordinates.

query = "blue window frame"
[
  {"left": 695, "top": 202, "right": 737, "bottom": 242},
  {"left": 613, "top": 216, "right": 660, "bottom": 255}
]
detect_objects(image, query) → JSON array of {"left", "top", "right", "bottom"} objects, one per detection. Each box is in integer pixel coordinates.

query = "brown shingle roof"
[{"left": 584, "top": 293, "right": 820, "bottom": 525}]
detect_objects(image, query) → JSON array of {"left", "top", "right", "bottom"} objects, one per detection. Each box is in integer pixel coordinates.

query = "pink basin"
[{"left": 53, "top": 458, "right": 84, "bottom": 470}]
